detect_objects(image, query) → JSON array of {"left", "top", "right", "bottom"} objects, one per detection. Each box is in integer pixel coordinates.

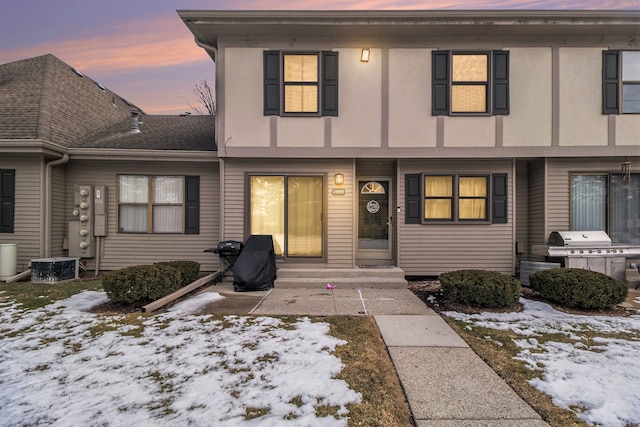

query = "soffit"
[{"left": 179, "top": 10, "right": 640, "bottom": 45}]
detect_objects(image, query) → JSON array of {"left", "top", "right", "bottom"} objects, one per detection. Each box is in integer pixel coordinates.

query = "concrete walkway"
[{"left": 201, "top": 284, "right": 549, "bottom": 427}]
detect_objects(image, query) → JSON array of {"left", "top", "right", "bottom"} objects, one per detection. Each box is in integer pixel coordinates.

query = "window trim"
[
  {"left": 423, "top": 174, "right": 490, "bottom": 223},
  {"left": 282, "top": 52, "right": 320, "bottom": 115},
  {"left": 117, "top": 175, "right": 199, "bottom": 235},
  {"left": 432, "top": 50, "right": 509, "bottom": 116},
  {"left": 450, "top": 52, "right": 490, "bottom": 115}
]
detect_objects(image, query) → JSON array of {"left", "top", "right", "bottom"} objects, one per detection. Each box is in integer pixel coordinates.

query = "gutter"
[
  {"left": 194, "top": 37, "right": 218, "bottom": 62},
  {"left": 43, "top": 153, "right": 69, "bottom": 258}
]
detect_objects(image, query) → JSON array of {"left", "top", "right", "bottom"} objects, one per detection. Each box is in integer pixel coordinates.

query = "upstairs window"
[
  {"left": 603, "top": 50, "right": 640, "bottom": 114},
  {"left": 432, "top": 50, "right": 510, "bottom": 116},
  {"left": 284, "top": 54, "right": 319, "bottom": 113},
  {"left": 451, "top": 54, "right": 489, "bottom": 113},
  {"left": 264, "top": 51, "right": 338, "bottom": 117}
]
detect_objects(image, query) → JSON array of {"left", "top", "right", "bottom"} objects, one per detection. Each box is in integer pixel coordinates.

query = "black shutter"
[
  {"left": 184, "top": 176, "right": 200, "bottom": 234},
  {"left": 492, "top": 174, "right": 508, "bottom": 224},
  {"left": 493, "top": 51, "right": 510, "bottom": 115},
  {"left": 602, "top": 50, "right": 620, "bottom": 115},
  {"left": 263, "top": 51, "right": 281, "bottom": 116},
  {"left": 322, "top": 51, "right": 339, "bottom": 116},
  {"left": 405, "top": 174, "right": 422, "bottom": 224},
  {"left": 432, "top": 51, "right": 450, "bottom": 116},
  {"left": 0, "top": 169, "right": 15, "bottom": 233}
]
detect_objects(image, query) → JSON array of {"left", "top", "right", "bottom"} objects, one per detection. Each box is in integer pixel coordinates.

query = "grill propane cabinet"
[{"left": 533, "top": 231, "right": 640, "bottom": 283}]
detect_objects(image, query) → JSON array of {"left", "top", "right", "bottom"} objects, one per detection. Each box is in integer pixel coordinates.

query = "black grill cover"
[{"left": 232, "top": 235, "right": 276, "bottom": 292}]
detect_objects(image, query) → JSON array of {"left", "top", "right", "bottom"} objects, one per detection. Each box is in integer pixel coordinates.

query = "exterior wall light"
[
  {"left": 334, "top": 173, "right": 345, "bottom": 186},
  {"left": 360, "top": 48, "right": 370, "bottom": 62}
]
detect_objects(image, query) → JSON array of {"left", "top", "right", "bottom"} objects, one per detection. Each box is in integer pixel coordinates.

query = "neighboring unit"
[{"left": 0, "top": 55, "right": 219, "bottom": 274}]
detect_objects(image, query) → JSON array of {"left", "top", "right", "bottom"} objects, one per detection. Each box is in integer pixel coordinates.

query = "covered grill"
[{"left": 533, "top": 231, "right": 640, "bottom": 283}]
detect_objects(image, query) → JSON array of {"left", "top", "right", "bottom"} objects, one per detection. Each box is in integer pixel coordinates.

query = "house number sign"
[{"left": 366, "top": 200, "right": 380, "bottom": 214}]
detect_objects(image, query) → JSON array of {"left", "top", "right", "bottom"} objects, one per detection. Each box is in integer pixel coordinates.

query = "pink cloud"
[{"left": 0, "top": 17, "right": 208, "bottom": 76}]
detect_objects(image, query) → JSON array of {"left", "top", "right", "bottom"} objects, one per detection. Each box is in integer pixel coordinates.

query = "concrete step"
[
  {"left": 275, "top": 267, "right": 408, "bottom": 289},
  {"left": 276, "top": 267, "right": 406, "bottom": 279}
]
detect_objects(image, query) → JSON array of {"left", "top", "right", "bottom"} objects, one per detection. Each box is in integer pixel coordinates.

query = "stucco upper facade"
[{"left": 180, "top": 10, "right": 640, "bottom": 159}]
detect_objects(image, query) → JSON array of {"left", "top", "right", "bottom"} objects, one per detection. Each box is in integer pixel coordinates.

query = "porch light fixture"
[
  {"left": 334, "top": 173, "right": 345, "bottom": 186},
  {"left": 621, "top": 159, "right": 631, "bottom": 182},
  {"left": 360, "top": 48, "right": 370, "bottom": 62}
]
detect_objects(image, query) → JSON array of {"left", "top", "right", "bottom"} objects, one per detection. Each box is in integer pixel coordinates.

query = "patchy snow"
[
  {"left": 0, "top": 291, "right": 361, "bottom": 426},
  {"left": 444, "top": 298, "right": 640, "bottom": 427}
]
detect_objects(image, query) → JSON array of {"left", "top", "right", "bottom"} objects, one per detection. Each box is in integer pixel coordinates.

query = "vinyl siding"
[
  {"left": 515, "top": 160, "right": 529, "bottom": 259},
  {"left": 50, "top": 166, "right": 66, "bottom": 257},
  {"left": 546, "top": 157, "right": 640, "bottom": 233},
  {"left": 0, "top": 157, "right": 43, "bottom": 271},
  {"left": 527, "top": 159, "right": 546, "bottom": 261},
  {"left": 398, "top": 159, "right": 514, "bottom": 276},
  {"left": 223, "top": 159, "right": 355, "bottom": 267},
  {"left": 65, "top": 161, "right": 220, "bottom": 272}
]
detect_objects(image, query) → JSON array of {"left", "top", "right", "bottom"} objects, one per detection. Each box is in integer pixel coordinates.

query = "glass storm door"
[
  {"left": 250, "top": 176, "right": 323, "bottom": 259},
  {"left": 357, "top": 180, "right": 391, "bottom": 260}
]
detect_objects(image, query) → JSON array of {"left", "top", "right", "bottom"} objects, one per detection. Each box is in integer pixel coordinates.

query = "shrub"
[
  {"left": 155, "top": 260, "right": 200, "bottom": 285},
  {"left": 439, "top": 269, "right": 521, "bottom": 308},
  {"left": 529, "top": 268, "right": 628, "bottom": 310},
  {"left": 102, "top": 264, "right": 182, "bottom": 305}
]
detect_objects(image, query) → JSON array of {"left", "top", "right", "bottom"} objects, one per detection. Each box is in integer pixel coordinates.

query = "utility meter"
[{"left": 68, "top": 185, "right": 95, "bottom": 258}]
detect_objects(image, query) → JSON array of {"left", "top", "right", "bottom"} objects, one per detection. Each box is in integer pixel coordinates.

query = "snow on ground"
[
  {"left": 445, "top": 298, "right": 640, "bottom": 427},
  {"left": 0, "top": 291, "right": 361, "bottom": 427}
]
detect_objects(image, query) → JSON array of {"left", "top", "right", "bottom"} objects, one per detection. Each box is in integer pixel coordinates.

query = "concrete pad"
[
  {"left": 250, "top": 289, "right": 366, "bottom": 316},
  {"left": 416, "top": 420, "right": 550, "bottom": 427},
  {"left": 359, "top": 289, "right": 437, "bottom": 315},
  {"left": 197, "top": 284, "right": 268, "bottom": 315},
  {"left": 389, "top": 347, "right": 542, "bottom": 422},
  {"left": 375, "top": 315, "right": 468, "bottom": 347}
]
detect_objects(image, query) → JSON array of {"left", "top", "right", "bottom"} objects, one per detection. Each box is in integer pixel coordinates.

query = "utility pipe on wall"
[{"left": 44, "top": 153, "right": 69, "bottom": 258}]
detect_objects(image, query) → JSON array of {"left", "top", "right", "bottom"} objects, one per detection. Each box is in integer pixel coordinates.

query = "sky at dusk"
[{"left": 1, "top": 0, "right": 638, "bottom": 115}]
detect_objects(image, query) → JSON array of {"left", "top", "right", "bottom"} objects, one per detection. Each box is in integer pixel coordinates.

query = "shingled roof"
[
  {"left": 0, "top": 54, "right": 216, "bottom": 152},
  {"left": 76, "top": 114, "right": 216, "bottom": 151}
]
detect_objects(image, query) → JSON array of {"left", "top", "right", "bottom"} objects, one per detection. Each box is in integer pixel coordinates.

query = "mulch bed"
[{"left": 407, "top": 278, "right": 636, "bottom": 318}]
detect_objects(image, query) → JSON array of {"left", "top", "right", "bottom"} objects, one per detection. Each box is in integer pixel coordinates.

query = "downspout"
[{"left": 44, "top": 153, "right": 69, "bottom": 258}]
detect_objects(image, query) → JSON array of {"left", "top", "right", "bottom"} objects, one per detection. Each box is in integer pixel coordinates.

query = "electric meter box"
[
  {"left": 94, "top": 185, "right": 107, "bottom": 236},
  {"left": 68, "top": 185, "right": 95, "bottom": 258}
]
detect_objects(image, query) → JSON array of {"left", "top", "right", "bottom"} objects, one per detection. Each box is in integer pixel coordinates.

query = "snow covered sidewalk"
[
  {"left": 445, "top": 298, "right": 640, "bottom": 427},
  {"left": 0, "top": 291, "right": 361, "bottom": 427}
]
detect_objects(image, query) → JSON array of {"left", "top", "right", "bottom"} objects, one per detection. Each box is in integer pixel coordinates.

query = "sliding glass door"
[{"left": 250, "top": 175, "right": 323, "bottom": 258}]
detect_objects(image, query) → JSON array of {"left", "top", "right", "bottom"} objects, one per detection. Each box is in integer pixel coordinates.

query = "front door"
[{"left": 357, "top": 180, "right": 392, "bottom": 261}]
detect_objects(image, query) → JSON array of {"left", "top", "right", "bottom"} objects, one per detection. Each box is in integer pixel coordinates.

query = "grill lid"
[{"left": 548, "top": 231, "right": 611, "bottom": 247}]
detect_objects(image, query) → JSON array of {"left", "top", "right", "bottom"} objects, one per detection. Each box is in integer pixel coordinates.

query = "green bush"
[
  {"left": 155, "top": 260, "right": 200, "bottom": 286},
  {"left": 529, "top": 268, "right": 628, "bottom": 310},
  {"left": 439, "top": 269, "right": 521, "bottom": 308},
  {"left": 102, "top": 264, "right": 182, "bottom": 305}
]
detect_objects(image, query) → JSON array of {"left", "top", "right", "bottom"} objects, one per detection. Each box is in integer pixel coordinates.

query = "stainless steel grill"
[{"left": 533, "top": 231, "right": 640, "bottom": 283}]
